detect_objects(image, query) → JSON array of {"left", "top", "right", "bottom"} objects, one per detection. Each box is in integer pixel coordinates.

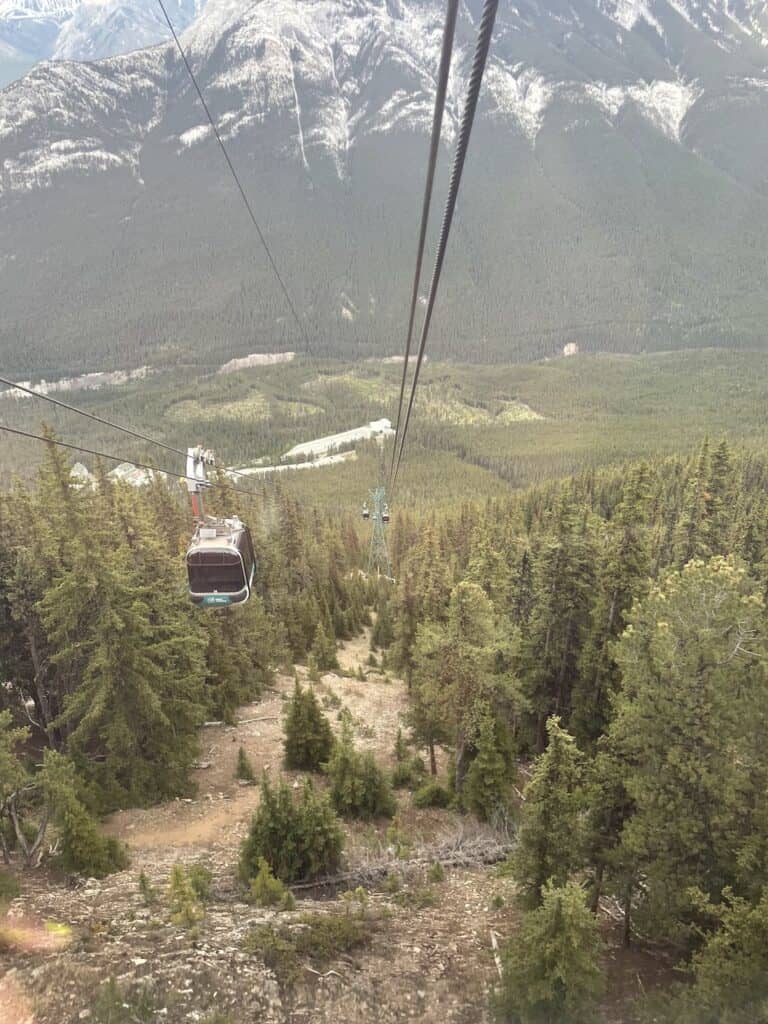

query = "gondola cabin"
[
  {"left": 186, "top": 517, "right": 256, "bottom": 607},
  {"left": 382, "top": 504, "right": 390, "bottom": 523}
]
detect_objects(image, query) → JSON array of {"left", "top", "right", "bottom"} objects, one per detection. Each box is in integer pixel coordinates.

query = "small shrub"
[
  {"left": 168, "top": 865, "right": 204, "bottom": 928},
  {"left": 386, "top": 816, "right": 411, "bottom": 859},
  {"left": 384, "top": 871, "right": 402, "bottom": 894},
  {"left": 493, "top": 880, "right": 605, "bottom": 1024},
  {"left": 138, "top": 871, "right": 157, "bottom": 906},
  {"left": 356, "top": 665, "right": 365, "bottom": 681},
  {"left": 245, "top": 911, "right": 370, "bottom": 986},
  {"left": 283, "top": 679, "right": 334, "bottom": 772},
  {"left": 90, "top": 978, "right": 157, "bottom": 1024},
  {"left": 235, "top": 747, "right": 256, "bottom": 784},
  {"left": 239, "top": 775, "right": 343, "bottom": 884},
  {"left": 462, "top": 714, "right": 512, "bottom": 822},
  {"left": 391, "top": 755, "right": 427, "bottom": 790},
  {"left": 367, "top": 653, "right": 378, "bottom": 668},
  {"left": 394, "top": 886, "right": 437, "bottom": 910},
  {"left": 490, "top": 893, "right": 506, "bottom": 911},
  {"left": 0, "top": 870, "right": 20, "bottom": 909},
  {"left": 188, "top": 864, "right": 212, "bottom": 902},
  {"left": 413, "top": 780, "right": 452, "bottom": 809},
  {"left": 249, "top": 858, "right": 295, "bottom": 910},
  {"left": 326, "top": 718, "right": 397, "bottom": 820},
  {"left": 427, "top": 862, "right": 445, "bottom": 884},
  {"left": 311, "top": 622, "right": 339, "bottom": 672}
]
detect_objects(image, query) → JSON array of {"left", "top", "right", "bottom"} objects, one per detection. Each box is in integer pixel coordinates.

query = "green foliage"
[
  {"left": 412, "top": 581, "right": 498, "bottom": 793},
  {"left": 510, "top": 718, "right": 585, "bottom": 909},
  {"left": 138, "top": 871, "right": 158, "bottom": 906},
  {"left": 427, "top": 862, "right": 445, "bottom": 883},
  {"left": 244, "top": 911, "right": 371, "bottom": 985},
  {"left": 0, "top": 870, "right": 20, "bottom": 908},
  {"left": 249, "top": 857, "right": 295, "bottom": 910},
  {"left": 326, "top": 717, "right": 397, "bottom": 820},
  {"left": 282, "top": 679, "right": 334, "bottom": 771},
  {"left": 235, "top": 746, "right": 256, "bottom": 784},
  {"left": 412, "top": 780, "right": 452, "bottom": 809},
  {"left": 391, "top": 756, "right": 427, "bottom": 790},
  {"left": 646, "top": 888, "right": 768, "bottom": 1024},
  {"left": 494, "top": 880, "right": 605, "bottom": 1024},
  {"left": 90, "top": 978, "right": 158, "bottom": 1024},
  {"left": 609, "top": 557, "right": 768, "bottom": 944},
  {"left": 311, "top": 621, "right": 339, "bottom": 672},
  {"left": 462, "top": 713, "right": 513, "bottom": 822},
  {"left": 239, "top": 775, "right": 343, "bottom": 884},
  {"left": 188, "top": 864, "right": 213, "bottom": 903},
  {"left": 168, "top": 864, "right": 204, "bottom": 928},
  {"left": 42, "top": 751, "right": 129, "bottom": 878}
]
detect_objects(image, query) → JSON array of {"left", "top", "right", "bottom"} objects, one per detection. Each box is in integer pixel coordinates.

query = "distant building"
[
  {"left": 108, "top": 463, "right": 165, "bottom": 487},
  {"left": 563, "top": 342, "right": 579, "bottom": 357},
  {"left": 218, "top": 352, "right": 295, "bottom": 374},
  {"left": 282, "top": 419, "right": 394, "bottom": 462}
]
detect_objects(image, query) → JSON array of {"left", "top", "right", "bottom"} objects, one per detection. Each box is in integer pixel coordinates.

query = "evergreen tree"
[
  {"left": 310, "top": 621, "right": 339, "bottom": 672},
  {"left": 516, "top": 499, "right": 595, "bottom": 751},
  {"left": 494, "top": 880, "right": 605, "bottom": 1024},
  {"left": 235, "top": 747, "right": 256, "bottom": 784},
  {"left": 511, "top": 717, "right": 585, "bottom": 909},
  {"left": 651, "top": 888, "right": 768, "bottom": 1024},
  {"left": 239, "top": 775, "right": 342, "bottom": 884},
  {"left": 412, "top": 582, "right": 497, "bottom": 792},
  {"left": 41, "top": 751, "right": 128, "bottom": 877},
  {"left": 609, "top": 556, "right": 768, "bottom": 944},
  {"left": 462, "top": 712, "right": 512, "bottom": 822},
  {"left": 326, "top": 716, "right": 396, "bottom": 819},
  {"left": 282, "top": 679, "right": 334, "bottom": 771}
]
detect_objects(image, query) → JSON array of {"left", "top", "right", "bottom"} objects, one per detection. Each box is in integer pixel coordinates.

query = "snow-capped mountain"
[
  {"left": 0, "top": 0, "right": 203, "bottom": 87},
  {"left": 3, "top": 0, "right": 768, "bottom": 374}
]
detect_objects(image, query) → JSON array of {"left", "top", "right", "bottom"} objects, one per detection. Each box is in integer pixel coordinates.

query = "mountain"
[
  {"left": 3, "top": 0, "right": 768, "bottom": 376},
  {"left": 0, "top": 0, "right": 203, "bottom": 87}
]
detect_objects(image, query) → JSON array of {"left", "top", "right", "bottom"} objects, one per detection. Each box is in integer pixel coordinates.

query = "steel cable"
[{"left": 392, "top": 0, "right": 499, "bottom": 491}]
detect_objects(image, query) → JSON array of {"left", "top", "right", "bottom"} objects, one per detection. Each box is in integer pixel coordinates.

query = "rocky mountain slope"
[
  {"left": 3, "top": 0, "right": 768, "bottom": 375},
  {"left": 0, "top": 0, "right": 202, "bottom": 87}
]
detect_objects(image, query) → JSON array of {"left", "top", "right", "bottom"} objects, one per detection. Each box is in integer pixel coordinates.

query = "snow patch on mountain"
[
  {"left": 485, "top": 64, "right": 553, "bottom": 141},
  {"left": 599, "top": 0, "right": 665, "bottom": 36},
  {"left": 586, "top": 77, "right": 700, "bottom": 139}
]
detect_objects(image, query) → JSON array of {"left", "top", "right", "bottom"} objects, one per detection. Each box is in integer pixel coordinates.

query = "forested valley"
[{"left": 1, "top": 430, "right": 768, "bottom": 1022}]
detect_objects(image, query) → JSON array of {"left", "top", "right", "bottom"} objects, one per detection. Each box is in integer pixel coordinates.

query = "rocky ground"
[{"left": 0, "top": 631, "right": 669, "bottom": 1024}]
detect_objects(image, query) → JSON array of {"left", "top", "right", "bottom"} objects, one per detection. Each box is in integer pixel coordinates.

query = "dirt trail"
[{"left": 104, "top": 629, "right": 407, "bottom": 854}]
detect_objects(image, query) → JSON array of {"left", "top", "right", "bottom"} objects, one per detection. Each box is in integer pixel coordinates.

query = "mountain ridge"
[{"left": 3, "top": 0, "right": 768, "bottom": 375}]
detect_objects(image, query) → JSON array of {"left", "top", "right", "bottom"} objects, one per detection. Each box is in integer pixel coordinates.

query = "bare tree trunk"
[
  {"left": 622, "top": 882, "right": 633, "bottom": 948},
  {"left": 455, "top": 737, "right": 470, "bottom": 794},
  {"left": 0, "top": 825, "right": 10, "bottom": 865},
  {"left": 589, "top": 864, "right": 604, "bottom": 914},
  {"left": 429, "top": 741, "right": 437, "bottom": 776}
]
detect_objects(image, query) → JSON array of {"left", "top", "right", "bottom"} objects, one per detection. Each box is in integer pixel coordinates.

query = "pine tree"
[
  {"left": 326, "top": 717, "right": 396, "bottom": 819},
  {"left": 608, "top": 556, "right": 768, "bottom": 944},
  {"left": 283, "top": 679, "right": 334, "bottom": 771},
  {"left": 516, "top": 499, "right": 595, "bottom": 751},
  {"left": 462, "top": 713, "right": 512, "bottom": 823},
  {"left": 412, "top": 582, "right": 497, "bottom": 792},
  {"left": 310, "top": 621, "right": 339, "bottom": 672},
  {"left": 511, "top": 717, "right": 585, "bottom": 909},
  {"left": 235, "top": 747, "right": 256, "bottom": 784},
  {"left": 653, "top": 888, "right": 768, "bottom": 1024},
  {"left": 239, "top": 775, "right": 342, "bottom": 884},
  {"left": 41, "top": 751, "right": 128, "bottom": 878},
  {"left": 494, "top": 880, "right": 605, "bottom": 1024}
]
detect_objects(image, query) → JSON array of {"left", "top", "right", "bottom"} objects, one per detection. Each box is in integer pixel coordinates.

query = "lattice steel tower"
[{"left": 365, "top": 486, "right": 393, "bottom": 580}]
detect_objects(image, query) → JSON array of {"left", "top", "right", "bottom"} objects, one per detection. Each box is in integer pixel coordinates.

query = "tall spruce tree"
[
  {"left": 283, "top": 678, "right": 334, "bottom": 771},
  {"left": 608, "top": 556, "right": 768, "bottom": 944},
  {"left": 495, "top": 880, "right": 605, "bottom": 1024},
  {"left": 511, "top": 717, "right": 586, "bottom": 909}
]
